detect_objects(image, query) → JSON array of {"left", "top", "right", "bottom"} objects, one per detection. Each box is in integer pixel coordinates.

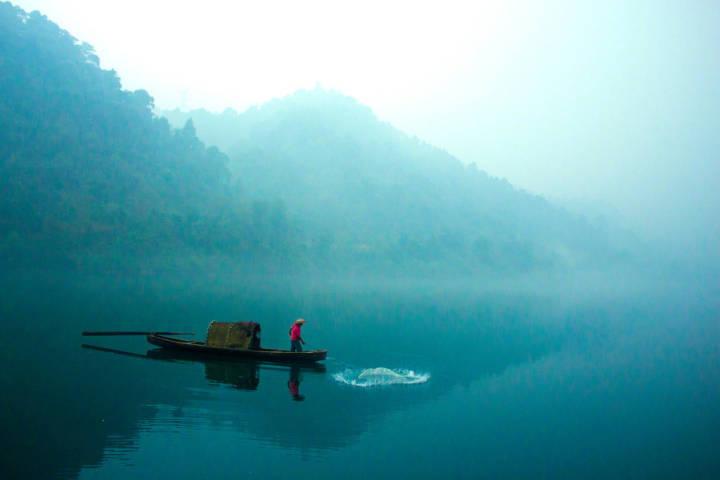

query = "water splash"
[{"left": 333, "top": 367, "right": 430, "bottom": 387}]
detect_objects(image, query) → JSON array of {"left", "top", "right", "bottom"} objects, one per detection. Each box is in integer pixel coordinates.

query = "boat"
[
  {"left": 145, "top": 346, "right": 327, "bottom": 372},
  {"left": 146, "top": 334, "right": 328, "bottom": 362},
  {"left": 146, "top": 320, "right": 327, "bottom": 363}
]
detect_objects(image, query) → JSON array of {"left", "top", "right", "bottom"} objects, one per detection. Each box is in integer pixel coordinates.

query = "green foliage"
[{"left": 0, "top": 3, "right": 288, "bottom": 268}]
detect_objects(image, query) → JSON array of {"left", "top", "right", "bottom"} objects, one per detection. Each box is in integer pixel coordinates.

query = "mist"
[
  {"left": 2, "top": 2, "right": 720, "bottom": 479},
  {"left": 12, "top": 0, "right": 720, "bottom": 265}
]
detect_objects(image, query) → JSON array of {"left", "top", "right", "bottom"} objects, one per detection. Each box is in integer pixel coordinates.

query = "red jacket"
[{"left": 289, "top": 324, "right": 302, "bottom": 341}]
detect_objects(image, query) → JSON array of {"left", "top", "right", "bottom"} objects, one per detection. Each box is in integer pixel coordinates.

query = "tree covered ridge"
[
  {"left": 0, "top": 1, "right": 626, "bottom": 272},
  {"left": 165, "top": 90, "right": 625, "bottom": 271},
  {"left": 0, "top": 3, "right": 290, "bottom": 268}
]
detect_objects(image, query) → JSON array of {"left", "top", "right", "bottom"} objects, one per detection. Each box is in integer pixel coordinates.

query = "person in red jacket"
[{"left": 289, "top": 318, "right": 305, "bottom": 352}]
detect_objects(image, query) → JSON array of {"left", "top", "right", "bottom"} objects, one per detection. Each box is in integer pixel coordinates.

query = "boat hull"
[{"left": 147, "top": 334, "right": 327, "bottom": 363}]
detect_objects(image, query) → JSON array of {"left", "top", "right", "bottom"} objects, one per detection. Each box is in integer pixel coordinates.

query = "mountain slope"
[
  {"left": 165, "top": 90, "right": 620, "bottom": 271},
  {"left": 0, "top": 1, "right": 623, "bottom": 273},
  {"left": 0, "top": 3, "right": 287, "bottom": 267}
]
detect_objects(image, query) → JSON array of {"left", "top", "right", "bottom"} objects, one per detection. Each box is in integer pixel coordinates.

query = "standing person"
[{"left": 289, "top": 318, "right": 305, "bottom": 352}]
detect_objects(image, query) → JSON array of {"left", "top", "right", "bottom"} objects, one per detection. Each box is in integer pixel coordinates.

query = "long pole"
[{"left": 81, "top": 331, "right": 194, "bottom": 336}]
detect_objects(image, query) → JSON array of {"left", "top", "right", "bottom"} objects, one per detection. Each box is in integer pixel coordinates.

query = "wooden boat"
[{"left": 146, "top": 334, "right": 328, "bottom": 363}]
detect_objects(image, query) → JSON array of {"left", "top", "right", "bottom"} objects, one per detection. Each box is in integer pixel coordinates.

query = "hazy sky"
[{"left": 12, "top": 0, "right": 720, "bottom": 255}]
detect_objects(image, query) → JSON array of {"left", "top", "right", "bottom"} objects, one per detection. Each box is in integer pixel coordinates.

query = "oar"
[{"left": 81, "top": 331, "right": 194, "bottom": 336}]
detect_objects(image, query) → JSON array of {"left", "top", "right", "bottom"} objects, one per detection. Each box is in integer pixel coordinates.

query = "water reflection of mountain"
[{"left": 0, "top": 274, "right": 568, "bottom": 480}]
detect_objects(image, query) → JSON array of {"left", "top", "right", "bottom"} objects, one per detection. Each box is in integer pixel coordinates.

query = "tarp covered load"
[{"left": 206, "top": 321, "right": 261, "bottom": 349}]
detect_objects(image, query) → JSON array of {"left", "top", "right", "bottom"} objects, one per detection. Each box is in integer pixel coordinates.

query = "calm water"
[{"left": 1, "top": 271, "right": 718, "bottom": 479}]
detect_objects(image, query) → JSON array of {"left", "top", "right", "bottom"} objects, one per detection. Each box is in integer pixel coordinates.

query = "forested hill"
[
  {"left": 0, "top": 3, "right": 289, "bottom": 269},
  {"left": 0, "top": 1, "right": 624, "bottom": 273},
  {"left": 164, "top": 91, "right": 624, "bottom": 271}
]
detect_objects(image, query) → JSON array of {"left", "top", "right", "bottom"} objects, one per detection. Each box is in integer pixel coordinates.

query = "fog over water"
[
  {"left": 2, "top": 271, "right": 718, "bottom": 479},
  {"left": 12, "top": 0, "right": 720, "bottom": 262},
  {"left": 1, "top": 2, "right": 719, "bottom": 479}
]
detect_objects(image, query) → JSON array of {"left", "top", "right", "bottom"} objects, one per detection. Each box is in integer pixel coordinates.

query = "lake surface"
[{"left": 1, "top": 271, "right": 718, "bottom": 479}]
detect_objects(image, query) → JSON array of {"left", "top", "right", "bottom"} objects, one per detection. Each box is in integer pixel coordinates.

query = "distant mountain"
[
  {"left": 0, "top": 3, "right": 289, "bottom": 268},
  {"left": 165, "top": 90, "right": 625, "bottom": 272}
]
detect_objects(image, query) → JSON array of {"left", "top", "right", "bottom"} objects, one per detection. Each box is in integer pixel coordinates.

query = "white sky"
[{"left": 11, "top": 0, "right": 720, "bottom": 254}]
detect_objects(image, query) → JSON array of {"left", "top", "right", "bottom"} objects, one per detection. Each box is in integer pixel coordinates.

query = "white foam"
[{"left": 333, "top": 367, "right": 430, "bottom": 387}]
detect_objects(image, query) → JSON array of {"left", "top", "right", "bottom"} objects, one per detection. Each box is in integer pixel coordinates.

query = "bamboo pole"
[{"left": 81, "top": 331, "right": 194, "bottom": 336}]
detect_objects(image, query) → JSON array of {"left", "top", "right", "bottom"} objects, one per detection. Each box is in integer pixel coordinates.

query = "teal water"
[{"left": 1, "top": 272, "right": 718, "bottom": 479}]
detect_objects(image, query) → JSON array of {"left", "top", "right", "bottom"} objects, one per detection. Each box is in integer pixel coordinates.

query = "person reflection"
[{"left": 288, "top": 365, "right": 305, "bottom": 401}]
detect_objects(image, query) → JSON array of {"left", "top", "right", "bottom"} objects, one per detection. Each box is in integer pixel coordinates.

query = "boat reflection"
[
  {"left": 81, "top": 343, "right": 325, "bottom": 393},
  {"left": 146, "top": 348, "right": 261, "bottom": 390}
]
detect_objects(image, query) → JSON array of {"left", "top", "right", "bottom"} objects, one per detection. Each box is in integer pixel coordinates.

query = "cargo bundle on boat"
[{"left": 206, "top": 321, "right": 262, "bottom": 349}]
